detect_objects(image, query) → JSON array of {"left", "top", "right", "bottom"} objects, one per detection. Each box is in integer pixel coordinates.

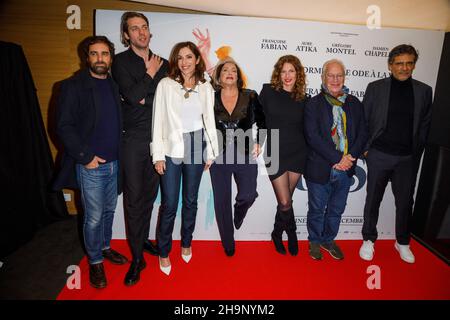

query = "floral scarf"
[{"left": 321, "top": 84, "right": 349, "bottom": 155}]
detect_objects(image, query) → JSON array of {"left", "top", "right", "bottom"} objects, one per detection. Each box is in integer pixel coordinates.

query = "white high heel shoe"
[
  {"left": 159, "top": 257, "right": 171, "bottom": 275},
  {"left": 181, "top": 247, "right": 192, "bottom": 263}
]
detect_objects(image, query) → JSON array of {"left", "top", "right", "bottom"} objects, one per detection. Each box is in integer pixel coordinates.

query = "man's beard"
[{"left": 90, "top": 63, "right": 109, "bottom": 76}]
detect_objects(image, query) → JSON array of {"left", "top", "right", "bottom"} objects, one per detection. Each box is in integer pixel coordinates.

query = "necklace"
[
  {"left": 181, "top": 76, "right": 196, "bottom": 99},
  {"left": 182, "top": 86, "right": 194, "bottom": 99}
]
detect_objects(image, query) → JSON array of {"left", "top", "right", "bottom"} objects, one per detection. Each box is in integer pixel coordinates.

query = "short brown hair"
[
  {"left": 168, "top": 41, "right": 206, "bottom": 84},
  {"left": 211, "top": 57, "right": 244, "bottom": 90},
  {"left": 120, "top": 11, "right": 149, "bottom": 47},
  {"left": 270, "top": 55, "right": 306, "bottom": 101}
]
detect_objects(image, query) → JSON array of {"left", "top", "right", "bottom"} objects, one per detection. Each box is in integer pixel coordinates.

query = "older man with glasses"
[{"left": 304, "top": 59, "right": 368, "bottom": 261}]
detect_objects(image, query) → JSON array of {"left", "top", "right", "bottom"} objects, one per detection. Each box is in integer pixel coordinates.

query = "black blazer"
[
  {"left": 304, "top": 93, "right": 368, "bottom": 184},
  {"left": 53, "top": 69, "right": 123, "bottom": 191},
  {"left": 363, "top": 77, "right": 432, "bottom": 157}
]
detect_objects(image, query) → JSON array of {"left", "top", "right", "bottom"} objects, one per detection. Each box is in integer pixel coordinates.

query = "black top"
[
  {"left": 372, "top": 76, "right": 414, "bottom": 155},
  {"left": 89, "top": 77, "right": 120, "bottom": 162},
  {"left": 111, "top": 48, "right": 168, "bottom": 141},
  {"left": 214, "top": 89, "right": 266, "bottom": 155},
  {"left": 259, "top": 84, "right": 309, "bottom": 179}
]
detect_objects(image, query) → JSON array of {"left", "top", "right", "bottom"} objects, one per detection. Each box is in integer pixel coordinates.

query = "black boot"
[
  {"left": 271, "top": 210, "right": 286, "bottom": 255},
  {"left": 283, "top": 208, "right": 298, "bottom": 256}
]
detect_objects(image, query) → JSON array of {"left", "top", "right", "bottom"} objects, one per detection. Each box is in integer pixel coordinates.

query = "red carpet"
[{"left": 57, "top": 239, "right": 450, "bottom": 300}]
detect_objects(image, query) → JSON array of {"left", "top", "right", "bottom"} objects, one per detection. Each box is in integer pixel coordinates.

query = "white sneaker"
[
  {"left": 359, "top": 240, "right": 375, "bottom": 261},
  {"left": 395, "top": 242, "right": 415, "bottom": 264}
]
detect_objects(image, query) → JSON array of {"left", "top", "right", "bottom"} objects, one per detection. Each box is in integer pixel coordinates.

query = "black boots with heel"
[
  {"left": 271, "top": 210, "right": 287, "bottom": 255},
  {"left": 271, "top": 206, "right": 298, "bottom": 256},
  {"left": 284, "top": 208, "right": 298, "bottom": 256}
]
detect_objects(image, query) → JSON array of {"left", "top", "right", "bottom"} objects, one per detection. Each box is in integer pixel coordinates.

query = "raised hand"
[
  {"left": 192, "top": 28, "right": 211, "bottom": 56},
  {"left": 192, "top": 28, "right": 214, "bottom": 75},
  {"left": 145, "top": 53, "right": 163, "bottom": 79}
]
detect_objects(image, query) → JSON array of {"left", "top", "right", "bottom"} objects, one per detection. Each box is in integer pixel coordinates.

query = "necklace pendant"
[{"left": 184, "top": 91, "right": 190, "bottom": 99}]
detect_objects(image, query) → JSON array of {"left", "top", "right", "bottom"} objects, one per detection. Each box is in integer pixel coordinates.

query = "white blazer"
[{"left": 151, "top": 77, "right": 219, "bottom": 163}]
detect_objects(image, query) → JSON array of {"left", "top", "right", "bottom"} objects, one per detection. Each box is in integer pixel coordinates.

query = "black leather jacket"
[{"left": 214, "top": 89, "right": 266, "bottom": 154}]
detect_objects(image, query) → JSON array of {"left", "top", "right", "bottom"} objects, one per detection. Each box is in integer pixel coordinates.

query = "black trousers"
[
  {"left": 209, "top": 147, "right": 258, "bottom": 251},
  {"left": 362, "top": 148, "right": 417, "bottom": 245},
  {"left": 122, "top": 136, "right": 159, "bottom": 260}
]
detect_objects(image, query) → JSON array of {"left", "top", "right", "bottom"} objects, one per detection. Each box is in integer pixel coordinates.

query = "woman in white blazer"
[{"left": 152, "top": 41, "right": 218, "bottom": 275}]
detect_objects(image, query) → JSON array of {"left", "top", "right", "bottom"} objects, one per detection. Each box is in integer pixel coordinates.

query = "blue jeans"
[
  {"left": 158, "top": 130, "right": 206, "bottom": 258},
  {"left": 76, "top": 160, "right": 118, "bottom": 264},
  {"left": 306, "top": 168, "right": 351, "bottom": 244}
]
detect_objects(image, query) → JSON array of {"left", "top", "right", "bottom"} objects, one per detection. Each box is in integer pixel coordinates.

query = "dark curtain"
[
  {"left": 412, "top": 33, "right": 450, "bottom": 264},
  {"left": 0, "top": 41, "right": 68, "bottom": 258}
]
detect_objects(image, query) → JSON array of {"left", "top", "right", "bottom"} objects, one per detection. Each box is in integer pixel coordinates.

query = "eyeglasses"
[{"left": 326, "top": 74, "right": 344, "bottom": 80}]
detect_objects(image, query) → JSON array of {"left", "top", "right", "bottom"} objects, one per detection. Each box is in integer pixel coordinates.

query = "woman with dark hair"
[
  {"left": 259, "top": 55, "right": 309, "bottom": 256},
  {"left": 152, "top": 41, "right": 218, "bottom": 275},
  {"left": 210, "top": 57, "right": 266, "bottom": 257}
]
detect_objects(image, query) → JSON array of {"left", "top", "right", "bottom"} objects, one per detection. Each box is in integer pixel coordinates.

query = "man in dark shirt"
[
  {"left": 55, "top": 36, "right": 128, "bottom": 289},
  {"left": 111, "top": 11, "right": 168, "bottom": 286},
  {"left": 360, "top": 44, "right": 432, "bottom": 264}
]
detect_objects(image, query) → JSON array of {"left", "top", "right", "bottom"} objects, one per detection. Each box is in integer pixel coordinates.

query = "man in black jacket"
[
  {"left": 54, "top": 36, "right": 128, "bottom": 289},
  {"left": 304, "top": 59, "right": 367, "bottom": 261},
  {"left": 360, "top": 44, "right": 433, "bottom": 264},
  {"left": 111, "top": 11, "right": 168, "bottom": 285}
]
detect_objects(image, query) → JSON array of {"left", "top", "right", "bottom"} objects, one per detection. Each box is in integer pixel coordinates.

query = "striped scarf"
[{"left": 321, "top": 84, "right": 349, "bottom": 155}]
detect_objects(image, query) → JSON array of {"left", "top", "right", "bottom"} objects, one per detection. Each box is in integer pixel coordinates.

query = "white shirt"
[{"left": 180, "top": 86, "right": 203, "bottom": 133}]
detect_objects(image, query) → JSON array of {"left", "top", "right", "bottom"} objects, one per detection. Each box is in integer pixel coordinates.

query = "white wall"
[{"left": 96, "top": 10, "right": 445, "bottom": 240}]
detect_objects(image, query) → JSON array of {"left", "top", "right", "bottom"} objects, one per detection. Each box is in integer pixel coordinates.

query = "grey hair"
[{"left": 321, "top": 59, "right": 346, "bottom": 82}]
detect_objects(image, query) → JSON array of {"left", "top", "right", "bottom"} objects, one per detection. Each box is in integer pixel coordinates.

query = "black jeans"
[
  {"left": 362, "top": 148, "right": 416, "bottom": 245},
  {"left": 122, "top": 136, "right": 160, "bottom": 260}
]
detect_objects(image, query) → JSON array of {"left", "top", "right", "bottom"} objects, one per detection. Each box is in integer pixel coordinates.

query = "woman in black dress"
[{"left": 259, "top": 55, "right": 308, "bottom": 256}]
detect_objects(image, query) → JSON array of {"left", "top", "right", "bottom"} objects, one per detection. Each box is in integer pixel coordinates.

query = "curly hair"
[
  {"left": 270, "top": 55, "right": 306, "bottom": 101},
  {"left": 168, "top": 41, "right": 206, "bottom": 85},
  {"left": 211, "top": 57, "right": 244, "bottom": 90}
]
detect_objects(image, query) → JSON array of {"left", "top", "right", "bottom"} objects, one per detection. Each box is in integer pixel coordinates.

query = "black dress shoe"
[
  {"left": 124, "top": 259, "right": 146, "bottom": 286},
  {"left": 224, "top": 248, "right": 235, "bottom": 257},
  {"left": 143, "top": 240, "right": 159, "bottom": 256},
  {"left": 102, "top": 248, "right": 129, "bottom": 265},
  {"left": 89, "top": 263, "right": 107, "bottom": 289}
]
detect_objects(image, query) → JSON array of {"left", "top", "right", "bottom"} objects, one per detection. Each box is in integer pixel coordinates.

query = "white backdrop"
[{"left": 95, "top": 9, "right": 444, "bottom": 241}]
